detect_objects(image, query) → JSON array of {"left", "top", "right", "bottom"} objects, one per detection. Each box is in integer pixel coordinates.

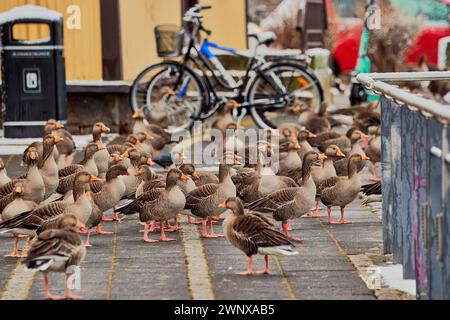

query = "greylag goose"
[
  {"left": 297, "top": 130, "right": 316, "bottom": 160},
  {"left": 246, "top": 151, "right": 324, "bottom": 241},
  {"left": 39, "top": 135, "right": 64, "bottom": 200},
  {"left": 185, "top": 163, "right": 237, "bottom": 238},
  {"left": 92, "top": 122, "right": 111, "bottom": 179},
  {"left": 134, "top": 165, "right": 165, "bottom": 198},
  {"left": 365, "top": 126, "right": 381, "bottom": 181},
  {"left": 58, "top": 143, "right": 103, "bottom": 177},
  {"left": 0, "top": 158, "right": 11, "bottom": 188},
  {"left": 120, "top": 169, "right": 187, "bottom": 242},
  {"left": 119, "top": 148, "right": 142, "bottom": 199},
  {"left": 220, "top": 197, "right": 298, "bottom": 275},
  {"left": 333, "top": 130, "right": 369, "bottom": 176},
  {"left": 44, "top": 119, "right": 76, "bottom": 169},
  {"left": 211, "top": 100, "right": 240, "bottom": 134},
  {"left": 0, "top": 147, "right": 45, "bottom": 204},
  {"left": 277, "top": 140, "right": 302, "bottom": 178},
  {"left": 24, "top": 214, "right": 86, "bottom": 300},
  {"left": 296, "top": 102, "right": 331, "bottom": 134},
  {"left": 134, "top": 132, "right": 155, "bottom": 157},
  {"left": 318, "top": 154, "right": 370, "bottom": 224},
  {"left": 91, "top": 164, "right": 128, "bottom": 225},
  {"left": 177, "top": 163, "right": 199, "bottom": 195},
  {"left": 0, "top": 182, "right": 38, "bottom": 257},
  {"left": 305, "top": 145, "right": 346, "bottom": 218}
]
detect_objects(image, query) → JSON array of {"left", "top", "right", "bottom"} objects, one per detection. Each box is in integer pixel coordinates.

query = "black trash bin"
[{"left": 0, "top": 5, "right": 67, "bottom": 138}]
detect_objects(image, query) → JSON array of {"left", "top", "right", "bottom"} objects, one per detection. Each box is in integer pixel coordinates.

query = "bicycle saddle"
[{"left": 248, "top": 31, "right": 277, "bottom": 46}]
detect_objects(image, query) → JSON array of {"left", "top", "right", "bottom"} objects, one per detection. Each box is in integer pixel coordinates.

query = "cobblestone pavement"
[{"left": 0, "top": 141, "right": 385, "bottom": 300}]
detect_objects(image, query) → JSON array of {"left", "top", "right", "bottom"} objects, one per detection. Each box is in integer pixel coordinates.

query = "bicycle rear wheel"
[
  {"left": 130, "top": 61, "right": 208, "bottom": 134},
  {"left": 246, "top": 62, "right": 324, "bottom": 129}
]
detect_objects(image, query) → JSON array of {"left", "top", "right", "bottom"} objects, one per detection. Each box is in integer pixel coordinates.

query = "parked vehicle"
[{"left": 330, "top": 0, "right": 450, "bottom": 74}]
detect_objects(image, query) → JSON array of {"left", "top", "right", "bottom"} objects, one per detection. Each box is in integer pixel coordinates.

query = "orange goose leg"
[
  {"left": 143, "top": 223, "right": 158, "bottom": 243},
  {"left": 188, "top": 215, "right": 203, "bottom": 225},
  {"left": 159, "top": 222, "right": 176, "bottom": 242},
  {"left": 237, "top": 256, "right": 253, "bottom": 276},
  {"left": 84, "top": 231, "right": 93, "bottom": 247},
  {"left": 370, "top": 163, "right": 381, "bottom": 181},
  {"left": 327, "top": 207, "right": 337, "bottom": 224},
  {"left": 112, "top": 206, "right": 120, "bottom": 222},
  {"left": 302, "top": 201, "right": 322, "bottom": 218},
  {"left": 95, "top": 224, "right": 113, "bottom": 235},
  {"left": 101, "top": 213, "right": 113, "bottom": 222},
  {"left": 207, "top": 217, "right": 224, "bottom": 238},
  {"left": 43, "top": 274, "right": 63, "bottom": 300},
  {"left": 256, "top": 255, "right": 270, "bottom": 275},
  {"left": 4, "top": 234, "right": 21, "bottom": 257},
  {"left": 281, "top": 222, "right": 302, "bottom": 242},
  {"left": 65, "top": 274, "right": 82, "bottom": 300}
]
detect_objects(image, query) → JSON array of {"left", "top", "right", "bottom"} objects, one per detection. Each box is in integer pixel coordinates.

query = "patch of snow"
[
  {"left": 379, "top": 264, "right": 416, "bottom": 296},
  {"left": 0, "top": 5, "right": 61, "bottom": 25}
]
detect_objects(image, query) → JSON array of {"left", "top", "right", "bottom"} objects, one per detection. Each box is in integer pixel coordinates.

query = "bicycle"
[{"left": 130, "top": 5, "right": 324, "bottom": 133}]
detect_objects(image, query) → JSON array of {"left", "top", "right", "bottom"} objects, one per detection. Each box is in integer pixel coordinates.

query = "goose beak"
[
  {"left": 90, "top": 175, "right": 101, "bottom": 182},
  {"left": 192, "top": 172, "right": 199, "bottom": 179},
  {"left": 145, "top": 133, "right": 153, "bottom": 140},
  {"left": 308, "top": 131, "right": 317, "bottom": 138},
  {"left": 14, "top": 186, "right": 23, "bottom": 193},
  {"left": 135, "top": 171, "right": 141, "bottom": 177},
  {"left": 56, "top": 123, "right": 64, "bottom": 129},
  {"left": 132, "top": 112, "right": 141, "bottom": 119},
  {"left": 54, "top": 136, "right": 64, "bottom": 143},
  {"left": 76, "top": 218, "right": 86, "bottom": 230},
  {"left": 101, "top": 126, "right": 111, "bottom": 133},
  {"left": 218, "top": 201, "right": 227, "bottom": 209},
  {"left": 362, "top": 155, "right": 370, "bottom": 161},
  {"left": 236, "top": 124, "right": 245, "bottom": 129},
  {"left": 122, "top": 151, "right": 130, "bottom": 158},
  {"left": 318, "top": 154, "right": 328, "bottom": 161},
  {"left": 146, "top": 158, "right": 154, "bottom": 166},
  {"left": 293, "top": 104, "right": 302, "bottom": 113},
  {"left": 294, "top": 143, "right": 301, "bottom": 150},
  {"left": 336, "top": 150, "right": 346, "bottom": 158},
  {"left": 114, "top": 155, "right": 122, "bottom": 162},
  {"left": 180, "top": 173, "right": 189, "bottom": 181},
  {"left": 179, "top": 152, "right": 187, "bottom": 160},
  {"left": 29, "top": 152, "right": 38, "bottom": 160}
]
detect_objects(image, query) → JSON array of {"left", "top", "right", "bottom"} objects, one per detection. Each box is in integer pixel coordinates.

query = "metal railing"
[{"left": 357, "top": 71, "right": 450, "bottom": 300}]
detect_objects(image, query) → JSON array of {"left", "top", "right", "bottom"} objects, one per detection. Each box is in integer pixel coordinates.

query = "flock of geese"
[{"left": 0, "top": 101, "right": 382, "bottom": 299}]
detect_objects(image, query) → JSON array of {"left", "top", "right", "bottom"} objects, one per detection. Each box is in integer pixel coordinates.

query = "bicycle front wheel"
[
  {"left": 130, "top": 61, "right": 208, "bottom": 134},
  {"left": 246, "top": 62, "right": 324, "bottom": 129}
]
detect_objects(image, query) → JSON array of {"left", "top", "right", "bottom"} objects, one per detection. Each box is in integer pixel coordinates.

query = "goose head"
[
  {"left": 165, "top": 168, "right": 189, "bottom": 190},
  {"left": 350, "top": 130, "right": 369, "bottom": 144},
  {"left": 136, "top": 131, "right": 153, "bottom": 142},
  {"left": 13, "top": 182, "right": 25, "bottom": 197},
  {"left": 106, "top": 164, "right": 129, "bottom": 181},
  {"left": 132, "top": 111, "right": 145, "bottom": 120},
  {"left": 84, "top": 143, "right": 103, "bottom": 160},
  {"left": 108, "top": 153, "right": 123, "bottom": 168},
  {"left": 178, "top": 163, "right": 199, "bottom": 180},
  {"left": 57, "top": 213, "right": 85, "bottom": 231},
  {"left": 324, "top": 144, "right": 346, "bottom": 159},
  {"left": 347, "top": 154, "right": 370, "bottom": 177},
  {"left": 218, "top": 197, "right": 245, "bottom": 216},
  {"left": 135, "top": 165, "right": 156, "bottom": 180},
  {"left": 298, "top": 130, "right": 316, "bottom": 141},
  {"left": 24, "top": 147, "right": 39, "bottom": 166},
  {"left": 93, "top": 122, "right": 111, "bottom": 134},
  {"left": 126, "top": 134, "right": 140, "bottom": 146}
]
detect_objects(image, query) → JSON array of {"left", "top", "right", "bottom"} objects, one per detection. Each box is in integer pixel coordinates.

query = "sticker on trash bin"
[{"left": 23, "top": 68, "right": 41, "bottom": 94}]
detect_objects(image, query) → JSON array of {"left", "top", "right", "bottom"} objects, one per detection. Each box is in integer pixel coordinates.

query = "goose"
[
  {"left": 120, "top": 169, "right": 187, "bottom": 243},
  {"left": 24, "top": 214, "right": 86, "bottom": 300},
  {"left": 119, "top": 148, "right": 142, "bottom": 199},
  {"left": 91, "top": 164, "right": 128, "bottom": 225},
  {"left": 211, "top": 100, "right": 240, "bottom": 134},
  {"left": 44, "top": 119, "right": 76, "bottom": 169},
  {"left": 92, "top": 122, "right": 111, "bottom": 179},
  {"left": 108, "top": 152, "right": 124, "bottom": 169},
  {"left": 236, "top": 158, "right": 297, "bottom": 204},
  {"left": 134, "top": 132, "right": 155, "bottom": 157},
  {"left": 297, "top": 130, "right": 316, "bottom": 160},
  {"left": 39, "top": 135, "right": 64, "bottom": 200},
  {"left": 194, "top": 171, "right": 220, "bottom": 187},
  {"left": 0, "top": 147, "right": 45, "bottom": 204},
  {"left": 177, "top": 163, "right": 199, "bottom": 195},
  {"left": 134, "top": 165, "right": 165, "bottom": 198},
  {"left": 0, "top": 157, "right": 11, "bottom": 188},
  {"left": 58, "top": 143, "right": 103, "bottom": 178},
  {"left": 0, "top": 182, "right": 38, "bottom": 257},
  {"left": 221, "top": 122, "right": 246, "bottom": 156},
  {"left": 333, "top": 130, "right": 369, "bottom": 176},
  {"left": 246, "top": 151, "right": 324, "bottom": 241},
  {"left": 132, "top": 110, "right": 172, "bottom": 145},
  {"left": 318, "top": 154, "right": 370, "bottom": 224},
  {"left": 296, "top": 102, "right": 331, "bottom": 134},
  {"left": 277, "top": 124, "right": 303, "bottom": 145},
  {"left": 220, "top": 197, "right": 298, "bottom": 275},
  {"left": 365, "top": 126, "right": 381, "bottom": 181},
  {"left": 277, "top": 140, "right": 302, "bottom": 178},
  {"left": 185, "top": 163, "right": 237, "bottom": 238},
  {"left": 304, "top": 145, "right": 346, "bottom": 218}
]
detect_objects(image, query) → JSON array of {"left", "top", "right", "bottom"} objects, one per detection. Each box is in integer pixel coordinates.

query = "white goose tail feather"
[{"left": 258, "top": 245, "right": 299, "bottom": 256}]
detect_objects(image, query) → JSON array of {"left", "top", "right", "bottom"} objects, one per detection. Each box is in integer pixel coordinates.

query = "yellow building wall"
[
  {"left": 119, "top": 0, "right": 182, "bottom": 81},
  {"left": 199, "top": 0, "right": 247, "bottom": 50},
  {"left": 0, "top": 0, "right": 103, "bottom": 80}
]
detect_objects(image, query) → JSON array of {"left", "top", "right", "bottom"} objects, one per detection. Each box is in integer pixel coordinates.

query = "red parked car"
[{"left": 329, "top": 0, "right": 450, "bottom": 74}]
